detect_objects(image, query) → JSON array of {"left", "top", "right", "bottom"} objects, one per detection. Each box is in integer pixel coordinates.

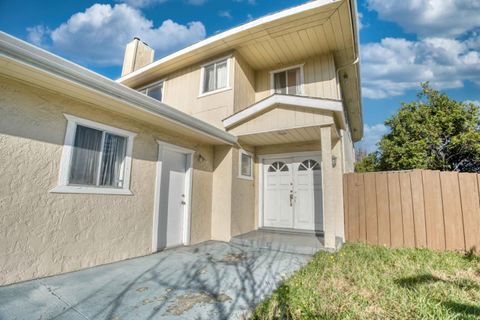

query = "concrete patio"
[
  {"left": 231, "top": 229, "right": 328, "bottom": 255},
  {"left": 0, "top": 241, "right": 311, "bottom": 320}
]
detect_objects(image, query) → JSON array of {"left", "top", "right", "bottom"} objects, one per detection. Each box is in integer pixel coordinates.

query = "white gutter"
[{"left": 0, "top": 32, "right": 237, "bottom": 145}]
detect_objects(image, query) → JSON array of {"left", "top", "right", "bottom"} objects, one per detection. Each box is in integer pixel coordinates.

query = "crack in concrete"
[{"left": 40, "top": 281, "right": 91, "bottom": 320}]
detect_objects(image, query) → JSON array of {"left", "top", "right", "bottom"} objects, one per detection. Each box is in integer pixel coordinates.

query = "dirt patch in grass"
[{"left": 253, "top": 244, "right": 480, "bottom": 319}]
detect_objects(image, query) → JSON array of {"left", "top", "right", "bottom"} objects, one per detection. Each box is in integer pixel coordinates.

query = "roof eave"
[{"left": 0, "top": 31, "right": 237, "bottom": 145}]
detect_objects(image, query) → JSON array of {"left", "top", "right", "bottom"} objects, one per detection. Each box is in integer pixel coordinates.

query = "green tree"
[
  {"left": 355, "top": 152, "right": 379, "bottom": 172},
  {"left": 356, "top": 83, "right": 480, "bottom": 172}
]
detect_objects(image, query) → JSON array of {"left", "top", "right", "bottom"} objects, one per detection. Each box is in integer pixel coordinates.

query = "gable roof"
[{"left": 117, "top": 0, "right": 363, "bottom": 141}]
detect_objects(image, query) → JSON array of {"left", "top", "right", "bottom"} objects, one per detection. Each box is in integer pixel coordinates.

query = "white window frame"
[
  {"left": 50, "top": 114, "right": 136, "bottom": 195},
  {"left": 198, "top": 55, "right": 232, "bottom": 98},
  {"left": 138, "top": 79, "right": 166, "bottom": 102},
  {"left": 238, "top": 149, "right": 254, "bottom": 180},
  {"left": 269, "top": 63, "right": 305, "bottom": 96}
]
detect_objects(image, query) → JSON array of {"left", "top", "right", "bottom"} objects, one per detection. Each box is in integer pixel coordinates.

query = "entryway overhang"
[{"left": 222, "top": 94, "right": 343, "bottom": 146}]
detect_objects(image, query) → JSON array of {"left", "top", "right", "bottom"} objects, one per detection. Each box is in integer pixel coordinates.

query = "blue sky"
[{"left": 1, "top": 0, "right": 479, "bottom": 152}]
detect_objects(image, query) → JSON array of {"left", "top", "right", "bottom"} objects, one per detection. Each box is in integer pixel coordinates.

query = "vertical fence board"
[
  {"left": 376, "top": 173, "right": 390, "bottom": 246},
  {"left": 388, "top": 172, "right": 404, "bottom": 247},
  {"left": 399, "top": 172, "right": 415, "bottom": 247},
  {"left": 347, "top": 173, "right": 359, "bottom": 242},
  {"left": 422, "top": 171, "right": 446, "bottom": 250},
  {"left": 343, "top": 174, "right": 350, "bottom": 241},
  {"left": 343, "top": 170, "right": 478, "bottom": 253},
  {"left": 364, "top": 173, "right": 378, "bottom": 245},
  {"left": 440, "top": 172, "right": 465, "bottom": 251},
  {"left": 459, "top": 173, "right": 480, "bottom": 252},
  {"left": 410, "top": 170, "right": 427, "bottom": 248},
  {"left": 356, "top": 174, "right": 367, "bottom": 242}
]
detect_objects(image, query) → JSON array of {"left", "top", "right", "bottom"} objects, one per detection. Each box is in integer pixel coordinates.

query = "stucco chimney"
[{"left": 121, "top": 37, "right": 154, "bottom": 76}]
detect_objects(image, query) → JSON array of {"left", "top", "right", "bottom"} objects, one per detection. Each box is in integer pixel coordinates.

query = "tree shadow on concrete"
[{"left": 46, "top": 241, "right": 306, "bottom": 320}]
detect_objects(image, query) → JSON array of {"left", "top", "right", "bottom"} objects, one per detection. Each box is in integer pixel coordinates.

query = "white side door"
[
  {"left": 293, "top": 156, "right": 323, "bottom": 230},
  {"left": 263, "top": 158, "right": 293, "bottom": 228},
  {"left": 158, "top": 148, "right": 187, "bottom": 249}
]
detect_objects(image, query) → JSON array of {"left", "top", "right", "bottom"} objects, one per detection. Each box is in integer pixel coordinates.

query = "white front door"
[
  {"left": 263, "top": 155, "right": 323, "bottom": 231},
  {"left": 157, "top": 148, "right": 187, "bottom": 249}
]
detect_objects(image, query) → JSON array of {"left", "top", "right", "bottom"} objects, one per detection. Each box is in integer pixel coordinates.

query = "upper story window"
[
  {"left": 271, "top": 65, "right": 304, "bottom": 95},
  {"left": 51, "top": 114, "right": 136, "bottom": 195},
  {"left": 139, "top": 80, "right": 164, "bottom": 101},
  {"left": 200, "top": 56, "right": 230, "bottom": 96}
]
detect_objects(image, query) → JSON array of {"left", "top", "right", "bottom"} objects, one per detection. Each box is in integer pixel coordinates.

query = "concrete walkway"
[{"left": 0, "top": 241, "right": 311, "bottom": 320}]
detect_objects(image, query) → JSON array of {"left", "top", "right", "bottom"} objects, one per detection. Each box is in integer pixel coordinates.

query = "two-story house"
[{"left": 0, "top": 0, "right": 361, "bottom": 285}]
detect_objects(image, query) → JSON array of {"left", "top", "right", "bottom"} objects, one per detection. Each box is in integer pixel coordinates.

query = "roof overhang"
[
  {"left": 0, "top": 32, "right": 237, "bottom": 145},
  {"left": 223, "top": 94, "right": 346, "bottom": 130},
  {"left": 117, "top": 0, "right": 363, "bottom": 141}
]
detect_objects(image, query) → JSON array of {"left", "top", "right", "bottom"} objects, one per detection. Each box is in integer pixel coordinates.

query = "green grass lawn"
[{"left": 253, "top": 244, "right": 480, "bottom": 319}]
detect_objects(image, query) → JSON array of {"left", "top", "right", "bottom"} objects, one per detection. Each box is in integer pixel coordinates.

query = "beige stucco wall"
[
  {"left": 0, "top": 76, "right": 214, "bottom": 285},
  {"left": 230, "top": 146, "right": 256, "bottom": 237},
  {"left": 255, "top": 54, "right": 340, "bottom": 102},
  {"left": 211, "top": 145, "right": 233, "bottom": 241}
]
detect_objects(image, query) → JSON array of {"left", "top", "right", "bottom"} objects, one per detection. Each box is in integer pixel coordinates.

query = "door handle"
[
  {"left": 289, "top": 193, "right": 294, "bottom": 207},
  {"left": 181, "top": 200, "right": 186, "bottom": 205}
]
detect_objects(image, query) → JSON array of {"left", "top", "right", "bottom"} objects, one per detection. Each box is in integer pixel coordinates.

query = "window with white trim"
[
  {"left": 272, "top": 66, "right": 303, "bottom": 95},
  {"left": 201, "top": 58, "right": 229, "bottom": 94},
  {"left": 139, "top": 81, "right": 164, "bottom": 101},
  {"left": 239, "top": 150, "right": 253, "bottom": 180},
  {"left": 51, "top": 115, "right": 136, "bottom": 195}
]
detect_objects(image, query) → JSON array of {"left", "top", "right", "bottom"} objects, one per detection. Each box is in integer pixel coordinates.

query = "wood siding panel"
[
  {"left": 399, "top": 172, "right": 415, "bottom": 247},
  {"left": 376, "top": 173, "right": 390, "bottom": 246},
  {"left": 364, "top": 173, "right": 378, "bottom": 245},
  {"left": 410, "top": 170, "right": 427, "bottom": 248},
  {"left": 440, "top": 172, "right": 465, "bottom": 251},
  {"left": 388, "top": 172, "right": 404, "bottom": 247},
  {"left": 355, "top": 173, "right": 367, "bottom": 242},
  {"left": 459, "top": 173, "right": 480, "bottom": 252},
  {"left": 344, "top": 170, "right": 479, "bottom": 253},
  {"left": 347, "top": 173, "right": 359, "bottom": 242},
  {"left": 254, "top": 54, "right": 339, "bottom": 102},
  {"left": 422, "top": 170, "right": 446, "bottom": 250}
]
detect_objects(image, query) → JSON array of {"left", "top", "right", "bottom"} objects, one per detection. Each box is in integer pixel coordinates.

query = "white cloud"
[
  {"left": 218, "top": 10, "right": 232, "bottom": 19},
  {"left": 355, "top": 124, "right": 389, "bottom": 153},
  {"left": 357, "top": 12, "right": 365, "bottom": 30},
  {"left": 361, "top": 36, "right": 480, "bottom": 99},
  {"left": 27, "top": 3, "right": 206, "bottom": 67},
  {"left": 26, "top": 25, "right": 49, "bottom": 46},
  {"left": 119, "top": 0, "right": 167, "bottom": 8},
  {"left": 367, "top": 0, "right": 480, "bottom": 38},
  {"left": 465, "top": 100, "right": 480, "bottom": 106}
]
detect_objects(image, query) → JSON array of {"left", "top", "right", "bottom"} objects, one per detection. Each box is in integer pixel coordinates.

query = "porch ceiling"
[
  {"left": 237, "top": 124, "right": 340, "bottom": 146},
  {"left": 239, "top": 126, "right": 322, "bottom": 146}
]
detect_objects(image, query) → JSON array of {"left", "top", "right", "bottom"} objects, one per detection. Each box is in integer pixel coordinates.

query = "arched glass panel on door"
[
  {"left": 298, "top": 159, "right": 321, "bottom": 171},
  {"left": 268, "top": 161, "right": 288, "bottom": 172}
]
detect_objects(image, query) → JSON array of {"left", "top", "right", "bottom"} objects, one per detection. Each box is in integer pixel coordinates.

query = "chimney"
[{"left": 121, "top": 37, "right": 154, "bottom": 76}]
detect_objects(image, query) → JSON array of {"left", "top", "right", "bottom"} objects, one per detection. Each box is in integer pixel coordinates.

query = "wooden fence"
[{"left": 343, "top": 170, "right": 480, "bottom": 252}]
